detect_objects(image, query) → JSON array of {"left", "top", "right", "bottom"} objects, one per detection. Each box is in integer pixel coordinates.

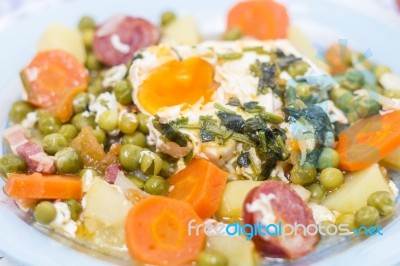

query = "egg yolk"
[{"left": 137, "top": 57, "right": 215, "bottom": 114}]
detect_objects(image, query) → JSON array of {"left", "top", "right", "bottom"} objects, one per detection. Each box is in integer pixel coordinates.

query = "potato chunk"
[
  {"left": 215, "top": 180, "right": 261, "bottom": 222},
  {"left": 162, "top": 16, "right": 201, "bottom": 45},
  {"left": 207, "top": 235, "right": 258, "bottom": 266},
  {"left": 38, "top": 23, "right": 86, "bottom": 63},
  {"left": 84, "top": 179, "right": 132, "bottom": 229},
  {"left": 322, "top": 164, "right": 392, "bottom": 213}
]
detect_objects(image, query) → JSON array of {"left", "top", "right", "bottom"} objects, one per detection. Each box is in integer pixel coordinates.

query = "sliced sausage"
[
  {"left": 243, "top": 181, "right": 318, "bottom": 259},
  {"left": 93, "top": 15, "right": 160, "bottom": 66}
]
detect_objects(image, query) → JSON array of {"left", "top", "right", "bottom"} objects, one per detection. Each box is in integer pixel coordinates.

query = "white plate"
[{"left": 1, "top": 0, "right": 400, "bottom": 265}]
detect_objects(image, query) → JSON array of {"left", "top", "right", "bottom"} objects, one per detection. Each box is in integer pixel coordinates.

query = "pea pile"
[
  {"left": 0, "top": 16, "right": 174, "bottom": 223},
  {"left": 335, "top": 191, "right": 395, "bottom": 232}
]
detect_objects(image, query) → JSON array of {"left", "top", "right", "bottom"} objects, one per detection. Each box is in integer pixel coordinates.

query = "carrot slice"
[
  {"left": 227, "top": 0, "right": 289, "bottom": 40},
  {"left": 20, "top": 50, "right": 89, "bottom": 109},
  {"left": 4, "top": 173, "right": 82, "bottom": 199},
  {"left": 125, "top": 196, "right": 205, "bottom": 265},
  {"left": 168, "top": 158, "right": 228, "bottom": 219},
  {"left": 336, "top": 111, "right": 400, "bottom": 171},
  {"left": 52, "top": 86, "right": 86, "bottom": 123}
]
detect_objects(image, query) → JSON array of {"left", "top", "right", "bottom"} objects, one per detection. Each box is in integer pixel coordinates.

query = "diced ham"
[
  {"left": 105, "top": 164, "right": 121, "bottom": 184},
  {"left": 16, "top": 142, "right": 55, "bottom": 174},
  {"left": 3, "top": 125, "right": 55, "bottom": 174},
  {"left": 3, "top": 125, "right": 28, "bottom": 154},
  {"left": 29, "top": 152, "right": 56, "bottom": 174}
]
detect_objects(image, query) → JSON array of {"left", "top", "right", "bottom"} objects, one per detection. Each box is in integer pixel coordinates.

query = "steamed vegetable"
[
  {"left": 354, "top": 206, "right": 379, "bottom": 228},
  {"left": 168, "top": 158, "right": 228, "bottom": 219},
  {"left": 322, "top": 164, "right": 392, "bottom": 213},
  {"left": 38, "top": 24, "right": 86, "bottom": 63},
  {"left": 84, "top": 179, "right": 132, "bottom": 229},
  {"left": 215, "top": 180, "right": 261, "bottom": 222},
  {"left": 5, "top": 173, "right": 82, "bottom": 199},
  {"left": 8, "top": 101, "right": 34, "bottom": 123},
  {"left": 227, "top": 0, "right": 289, "bottom": 40},
  {"left": 318, "top": 167, "right": 344, "bottom": 191},
  {"left": 70, "top": 127, "right": 118, "bottom": 172},
  {"left": 125, "top": 196, "right": 205, "bottom": 266},
  {"left": 34, "top": 201, "right": 57, "bottom": 225},
  {"left": 196, "top": 250, "right": 228, "bottom": 266},
  {"left": 162, "top": 16, "right": 201, "bottom": 45},
  {"left": 20, "top": 50, "right": 89, "bottom": 122},
  {"left": 336, "top": 111, "right": 400, "bottom": 171},
  {"left": 367, "top": 191, "right": 395, "bottom": 216},
  {"left": 380, "top": 147, "right": 400, "bottom": 170},
  {"left": 207, "top": 235, "right": 257, "bottom": 266}
]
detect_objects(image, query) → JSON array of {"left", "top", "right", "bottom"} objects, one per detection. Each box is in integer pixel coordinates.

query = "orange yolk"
[{"left": 137, "top": 57, "right": 215, "bottom": 114}]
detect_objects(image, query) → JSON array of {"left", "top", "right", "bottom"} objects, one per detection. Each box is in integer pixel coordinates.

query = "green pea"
[
  {"left": 79, "top": 168, "right": 100, "bottom": 178},
  {"left": 126, "top": 174, "right": 145, "bottom": 189},
  {"left": 197, "top": 250, "right": 228, "bottom": 266},
  {"left": 374, "top": 65, "right": 391, "bottom": 79},
  {"left": 38, "top": 113, "right": 62, "bottom": 135},
  {"left": 222, "top": 27, "right": 242, "bottom": 41},
  {"left": 78, "top": 16, "right": 96, "bottom": 31},
  {"left": 348, "top": 94, "right": 380, "bottom": 119},
  {"left": 367, "top": 191, "right": 395, "bottom": 217},
  {"left": 86, "top": 53, "right": 102, "bottom": 71},
  {"left": 335, "top": 213, "right": 356, "bottom": 233},
  {"left": 122, "top": 131, "right": 147, "bottom": 147},
  {"left": 59, "top": 124, "right": 78, "bottom": 140},
  {"left": 34, "top": 201, "right": 56, "bottom": 225},
  {"left": 65, "top": 199, "right": 82, "bottom": 221},
  {"left": 55, "top": 147, "right": 82, "bottom": 174},
  {"left": 43, "top": 133, "right": 68, "bottom": 155},
  {"left": 144, "top": 176, "right": 168, "bottom": 195},
  {"left": 341, "top": 70, "right": 364, "bottom": 91},
  {"left": 9, "top": 101, "right": 34, "bottom": 123},
  {"left": 355, "top": 206, "right": 380, "bottom": 228},
  {"left": 119, "top": 144, "right": 143, "bottom": 171},
  {"left": 93, "top": 129, "right": 106, "bottom": 145},
  {"left": 160, "top": 11, "right": 176, "bottom": 27},
  {"left": 71, "top": 113, "right": 96, "bottom": 131},
  {"left": 318, "top": 148, "right": 340, "bottom": 169},
  {"left": 160, "top": 160, "right": 172, "bottom": 177},
  {"left": 114, "top": 80, "right": 133, "bottom": 105},
  {"left": 329, "top": 87, "right": 354, "bottom": 113},
  {"left": 295, "top": 84, "right": 312, "bottom": 100},
  {"left": 137, "top": 113, "right": 150, "bottom": 134},
  {"left": 98, "top": 109, "right": 119, "bottom": 132},
  {"left": 82, "top": 28, "right": 94, "bottom": 49},
  {"left": 290, "top": 162, "right": 316, "bottom": 186},
  {"left": 88, "top": 76, "right": 104, "bottom": 96},
  {"left": 140, "top": 151, "right": 163, "bottom": 176},
  {"left": 319, "top": 168, "right": 344, "bottom": 191},
  {"left": 306, "top": 183, "right": 326, "bottom": 202},
  {"left": 0, "top": 154, "right": 27, "bottom": 176},
  {"left": 119, "top": 112, "right": 138, "bottom": 134},
  {"left": 72, "top": 92, "right": 90, "bottom": 114},
  {"left": 287, "top": 61, "right": 309, "bottom": 77}
]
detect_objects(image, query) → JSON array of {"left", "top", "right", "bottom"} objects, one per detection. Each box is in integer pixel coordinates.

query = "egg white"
[{"left": 128, "top": 40, "right": 325, "bottom": 171}]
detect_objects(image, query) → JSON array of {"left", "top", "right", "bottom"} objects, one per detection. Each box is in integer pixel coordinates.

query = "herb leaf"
[
  {"left": 153, "top": 116, "right": 188, "bottom": 147},
  {"left": 250, "top": 60, "right": 278, "bottom": 95},
  {"left": 217, "top": 111, "right": 245, "bottom": 133}
]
